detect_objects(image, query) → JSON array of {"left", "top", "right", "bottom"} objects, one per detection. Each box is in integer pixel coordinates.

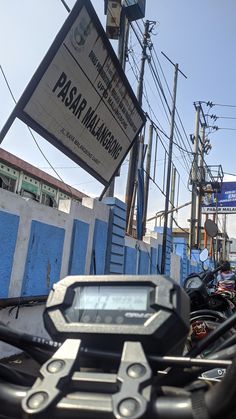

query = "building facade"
[{"left": 0, "top": 148, "right": 87, "bottom": 209}]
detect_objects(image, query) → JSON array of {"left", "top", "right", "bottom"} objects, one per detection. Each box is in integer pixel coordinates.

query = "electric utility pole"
[
  {"left": 169, "top": 165, "right": 177, "bottom": 233},
  {"left": 126, "top": 20, "right": 151, "bottom": 235},
  {"left": 189, "top": 105, "right": 200, "bottom": 255},
  {"left": 160, "top": 55, "right": 187, "bottom": 274},
  {"left": 142, "top": 123, "right": 154, "bottom": 236},
  {"left": 196, "top": 123, "right": 206, "bottom": 248},
  {"left": 222, "top": 214, "right": 227, "bottom": 260},
  {"left": 105, "top": 5, "right": 129, "bottom": 197}
]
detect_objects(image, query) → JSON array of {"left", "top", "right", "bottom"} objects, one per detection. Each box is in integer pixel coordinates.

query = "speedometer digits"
[
  {"left": 74, "top": 285, "right": 148, "bottom": 311},
  {"left": 65, "top": 285, "right": 151, "bottom": 325}
]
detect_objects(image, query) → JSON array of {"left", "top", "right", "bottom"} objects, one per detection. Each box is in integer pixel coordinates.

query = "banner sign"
[
  {"left": 202, "top": 182, "right": 236, "bottom": 214},
  {"left": 0, "top": 0, "right": 145, "bottom": 186}
]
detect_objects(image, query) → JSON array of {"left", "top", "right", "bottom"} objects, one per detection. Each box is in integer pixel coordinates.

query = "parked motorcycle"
[
  {"left": 183, "top": 250, "right": 236, "bottom": 376},
  {"left": 184, "top": 250, "right": 235, "bottom": 316}
]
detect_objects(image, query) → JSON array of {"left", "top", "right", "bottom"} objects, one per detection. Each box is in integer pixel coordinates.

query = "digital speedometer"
[
  {"left": 64, "top": 285, "right": 151, "bottom": 325},
  {"left": 72, "top": 285, "right": 148, "bottom": 311},
  {"left": 44, "top": 275, "right": 190, "bottom": 355}
]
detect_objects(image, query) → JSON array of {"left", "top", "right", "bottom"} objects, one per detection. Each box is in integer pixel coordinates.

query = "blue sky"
[{"left": 1, "top": 0, "right": 236, "bottom": 236}]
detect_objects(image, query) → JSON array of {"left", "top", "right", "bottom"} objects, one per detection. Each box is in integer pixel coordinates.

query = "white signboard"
[
  {"left": 202, "top": 207, "right": 236, "bottom": 214},
  {"left": 0, "top": 0, "right": 145, "bottom": 186}
]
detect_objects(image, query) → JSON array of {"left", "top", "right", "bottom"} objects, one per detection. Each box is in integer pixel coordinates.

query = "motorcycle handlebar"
[
  {"left": 201, "top": 264, "right": 224, "bottom": 286},
  {"left": 0, "top": 381, "right": 199, "bottom": 418},
  {"left": 210, "top": 261, "right": 234, "bottom": 279},
  {"left": 2, "top": 358, "right": 236, "bottom": 419}
]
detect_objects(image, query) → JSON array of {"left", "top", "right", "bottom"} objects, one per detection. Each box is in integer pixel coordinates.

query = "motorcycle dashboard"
[{"left": 44, "top": 275, "right": 190, "bottom": 355}]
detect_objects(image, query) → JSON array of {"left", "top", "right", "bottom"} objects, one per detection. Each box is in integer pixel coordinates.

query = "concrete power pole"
[
  {"left": 126, "top": 20, "right": 151, "bottom": 235},
  {"left": 169, "top": 165, "right": 177, "bottom": 233},
  {"left": 222, "top": 213, "right": 227, "bottom": 260},
  {"left": 160, "top": 63, "right": 178, "bottom": 274},
  {"left": 189, "top": 105, "right": 200, "bottom": 255},
  {"left": 142, "top": 123, "right": 154, "bottom": 236},
  {"left": 160, "top": 54, "right": 187, "bottom": 274},
  {"left": 105, "top": 6, "right": 129, "bottom": 197},
  {"left": 196, "top": 123, "right": 206, "bottom": 248}
]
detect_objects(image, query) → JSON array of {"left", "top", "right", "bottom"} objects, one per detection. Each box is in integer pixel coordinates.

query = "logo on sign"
[{"left": 70, "top": 17, "right": 92, "bottom": 51}]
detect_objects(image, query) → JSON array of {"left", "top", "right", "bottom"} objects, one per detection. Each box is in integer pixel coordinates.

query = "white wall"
[{"left": 170, "top": 253, "right": 181, "bottom": 283}]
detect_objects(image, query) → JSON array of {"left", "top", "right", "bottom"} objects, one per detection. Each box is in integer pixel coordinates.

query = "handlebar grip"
[
  {"left": 1, "top": 358, "right": 236, "bottom": 419},
  {"left": 0, "top": 380, "right": 27, "bottom": 417},
  {"left": 153, "top": 391, "right": 213, "bottom": 419},
  {"left": 212, "top": 264, "right": 225, "bottom": 275},
  {"left": 205, "top": 355, "right": 236, "bottom": 418},
  {"left": 153, "top": 395, "right": 194, "bottom": 418},
  {"left": 0, "top": 379, "right": 232, "bottom": 419}
]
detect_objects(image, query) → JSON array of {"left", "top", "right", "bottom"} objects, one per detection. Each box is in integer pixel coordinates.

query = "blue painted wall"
[
  {"left": 139, "top": 250, "right": 150, "bottom": 274},
  {"left": 0, "top": 211, "right": 19, "bottom": 298},
  {"left": 150, "top": 247, "right": 158, "bottom": 274},
  {"left": 173, "top": 237, "right": 188, "bottom": 284},
  {"left": 124, "top": 246, "right": 137, "bottom": 274},
  {"left": 22, "top": 221, "right": 65, "bottom": 296},
  {"left": 154, "top": 227, "right": 172, "bottom": 275},
  {"left": 103, "top": 198, "right": 126, "bottom": 274},
  {"left": 90, "top": 219, "right": 108, "bottom": 275},
  {"left": 69, "top": 220, "right": 89, "bottom": 275},
  {"left": 0, "top": 197, "right": 211, "bottom": 299}
]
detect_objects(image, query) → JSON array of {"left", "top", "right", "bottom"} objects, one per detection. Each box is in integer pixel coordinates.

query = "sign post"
[{"left": 0, "top": 0, "right": 145, "bottom": 187}]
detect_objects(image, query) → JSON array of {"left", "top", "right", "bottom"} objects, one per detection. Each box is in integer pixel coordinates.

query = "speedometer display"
[{"left": 74, "top": 286, "right": 148, "bottom": 311}]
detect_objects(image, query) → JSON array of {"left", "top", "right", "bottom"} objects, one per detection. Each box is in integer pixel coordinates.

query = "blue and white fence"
[{"left": 0, "top": 188, "right": 202, "bottom": 299}]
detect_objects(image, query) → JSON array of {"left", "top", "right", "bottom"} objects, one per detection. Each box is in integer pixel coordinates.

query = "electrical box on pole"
[
  {"left": 105, "top": 0, "right": 122, "bottom": 39},
  {"left": 123, "top": 0, "right": 146, "bottom": 21}
]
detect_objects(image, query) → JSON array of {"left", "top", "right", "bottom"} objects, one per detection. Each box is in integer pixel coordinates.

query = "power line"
[
  {"left": 151, "top": 46, "right": 193, "bottom": 151},
  {"left": 0, "top": 65, "right": 17, "bottom": 104},
  {"left": 134, "top": 19, "right": 144, "bottom": 37},
  {"left": 143, "top": 168, "right": 173, "bottom": 205},
  {"left": 218, "top": 127, "right": 236, "bottom": 131},
  {"left": 152, "top": 126, "right": 192, "bottom": 190},
  {"left": 214, "top": 116, "right": 236, "bottom": 120},
  {"left": 208, "top": 126, "right": 236, "bottom": 131},
  {"left": 172, "top": 140, "right": 193, "bottom": 155},
  {"left": 129, "top": 21, "right": 143, "bottom": 49},
  {"left": 127, "top": 47, "right": 192, "bottom": 177},
  {"left": 151, "top": 119, "right": 192, "bottom": 155},
  {"left": 172, "top": 217, "right": 190, "bottom": 237},
  {"left": 129, "top": 23, "right": 192, "bottom": 203},
  {"left": 224, "top": 172, "right": 236, "bottom": 177},
  {"left": 148, "top": 62, "right": 192, "bottom": 171},
  {"left": 146, "top": 53, "right": 192, "bottom": 171},
  {"left": 210, "top": 103, "right": 236, "bottom": 108},
  {"left": 0, "top": 65, "right": 73, "bottom": 195},
  {"left": 130, "top": 19, "right": 192, "bottom": 175},
  {"left": 60, "top": 0, "right": 70, "bottom": 12},
  {"left": 159, "top": 132, "right": 191, "bottom": 176}
]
